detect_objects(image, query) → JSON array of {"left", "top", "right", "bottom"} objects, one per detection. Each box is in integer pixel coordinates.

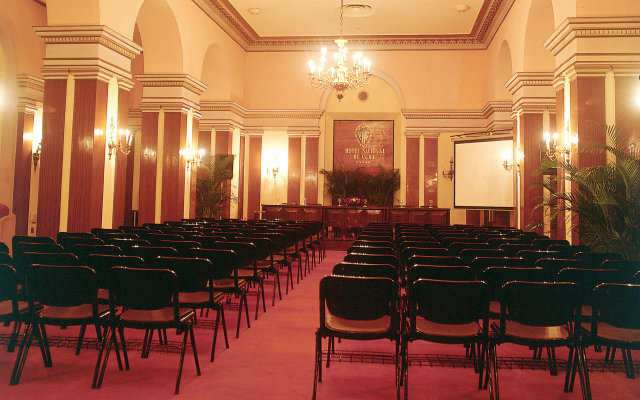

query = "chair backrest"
[
  {"left": 447, "top": 241, "right": 489, "bottom": 255},
  {"left": 126, "top": 246, "right": 178, "bottom": 263},
  {"left": 557, "top": 268, "right": 625, "bottom": 306},
  {"left": 408, "top": 265, "right": 474, "bottom": 283},
  {"left": 107, "top": 238, "right": 152, "bottom": 250},
  {"left": 332, "top": 262, "right": 397, "bottom": 280},
  {"left": 12, "top": 236, "right": 55, "bottom": 250},
  {"left": 468, "top": 256, "right": 528, "bottom": 277},
  {"left": 159, "top": 240, "right": 201, "bottom": 254},
  {"left": 500, "top": 281, "right": 579, "bottom": 328},
  {"left": 58, "top": 236, "right": 104, "bottom": 250},
  {"left": 410, "top": 279, "right": 489, "bottom": 326},
  {"left": 347, "top": 246, "right": 395, "bottom": 256},
  {"left": 498, "top": 243, "right": 536, "bottom": 257},
  {"left": 153, "top": 256, "right": 213, "bottom": 293},
  {"left": 26, "top": 264, "right": 98, "bottom": 308},
  {"left": 83, "top": 254, "right": 144, "bottom": 287},
  {"left": 320, "top": 275, "right": 397, "bottom": 323},
  {"left": 207, "top": 241, "right": 257, "bottom": 268},
  {"left": 516, "top": 250, "right": 562, "bottom": 266},
  {"left": 535, "top": 258, "right": 590, "bottom": 278},
  {"left": 15, "top": 242, "right": 64, "bottom": 256},
  {"left": 547, "top": 244, "right": 590, "bottom": 258},
  {"left": 108, "top": 267, "right": 178, "bottom": 313},
  {"left": 234, "top": 237, "right": 273, "bottom": 260},
  {"left": 194, "top": 235, "right": 228, "bottom": 248},
  {"left": 70, "top": 244, "right": 122, "bottom": 259},
  {"left": 593, "top": 283, "right": 640, "bottom": 331},
  {"left": 184, "top": 248, "right": 239, "bottom": 281},
  {"left": 458, "top": 249, "right": 505, "bottom": 265},
  {"left": 402, "top": 247, "right": 449, "bottom": 260},
  {"left": 407, "top": 255, "right": 464, "bottom": 268},
  {"left": 343, "top": 253, "right": 399, "bottom": 269},
  {"left": 574, "top": 252, "right": 623, "bottom": 264},
  {"left": 56, "top": 232, "right": 94, "bottom": 242},
  {"left": 0, "top": 252, "right": 12, "bottom": 266},
  {"left": 0, "top": 264, "right": 18, "bottom": 306},
  {"left": 396, "top": 240, "right": 440, "bottom": 251},
  {"left": 600, "top": 259, "right": 640, "bottom": 280},
  {"left": 482, "top": 267, "right": 546, "bottom": 297},
  {"left": 352, "top": 240, "right": 394, "bottom": 249},
  {"left": 22, "top": 252, "right": 81, "bottom": 268},
  {"left": 532, "top": 238, "right": 569, "bottom": 250}
]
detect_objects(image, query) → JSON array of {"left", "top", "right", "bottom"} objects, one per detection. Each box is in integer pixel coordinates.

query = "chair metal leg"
[
  {"left": 10, "top": 323, "right": 33, "bottom": 385},
  {"left": 211, "top": 310, "right": 220, "bottom": 362},
  {"left": 7, "top": 320, "right": 22, "bottom": 352},
  {"left": 313, "top": 332, "right": 322, "bottom": 400},
  {"left": 547, "top": 346, "right": 557, "bottom": 376},
  {"left": 189, "top": 326, "right": 200, "bottom": 376},
  {"left": 564, "top": 346, "right": 575, "bottom": 392},
  {"left": 577, "top": 345, "right": 592, "bottom": 400},
  {"left": 118, "top": 326, "right": 129, "bottom": 371},
  {"left": 76, "top": 324, "right": 87, "bottom": 355},
  {"left": 219, "top": 307, "right": 229, "bottom": 348},
  {"left": 34, "top": 323, "right": 52, "bottom": 367},
  {"left": 235, "top": 294, "right": 243, "bottom": 339},
  {"left": 174, "top": 329, "right": 189, "bottom": 395}
]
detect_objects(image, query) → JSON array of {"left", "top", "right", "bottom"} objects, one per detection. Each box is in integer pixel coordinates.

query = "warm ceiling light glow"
[
  {"left": 456, "top": 4, "right": 471, "bottom": 12},
  {"left": 247, "top": 8, "right": 262, "bottom": 15}
]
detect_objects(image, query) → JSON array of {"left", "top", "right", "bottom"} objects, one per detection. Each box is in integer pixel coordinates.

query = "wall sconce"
[
  {"left": 271, "top": 166, "right": 279, "bottom": 179},
  {"left": 186, "top": 148, "right": 205, "bottom": 171},
  {"left": 503, "top": 150, "right": 523, "bottom": 171},
  {"left": 441, "top": 156, "right": 454, "bottom": 180},
  {"left": 32, "top": 140, "right": 41, "bottom": 169},
  {"left": 544, "top": 128, "right": 577, "bottom": 161},
  {"left": 106, "top": 117, "right": 133, "bottom": 160}
]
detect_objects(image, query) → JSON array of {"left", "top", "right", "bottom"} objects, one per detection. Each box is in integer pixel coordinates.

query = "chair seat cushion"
[
  {"left": 589, "top": 323, "right": 640, "bottom": 343},
  {"left": 505, "top": 321, "right": 570, "bottom": 341},
  {"left": 489, "top": 301, "right": 500, "bottom": 315},
  {"left": 214, "top": 278, "right": 247, "bottom": 290},
  {"left": 179, "top": 291, "right": 224, "bottom": 305},
  {"left": 120, "top": 307, "right": 194, "bottom": 324},
  {"left": 416, "top": 317, "right": 481, "bottom": 338},
  {"left": 237, "top": 269, "right": 263, "bottom": 279},
  {"left": 0, "top": 300, "right": 28, "bottom": 317},
  {"left": 40, "top": 303, "right": 109, "bottom": 321},
  {"left": 325, "top": 314, "right": 391, "bottom": 334}
]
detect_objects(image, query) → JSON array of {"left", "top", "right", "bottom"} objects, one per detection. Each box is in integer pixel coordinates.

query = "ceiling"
[
  {"left": 200, "top": 0, "right": 513, "bottom": 51},
  {"left": 229, "top": 0, "right": 484, "bottom": 37}
]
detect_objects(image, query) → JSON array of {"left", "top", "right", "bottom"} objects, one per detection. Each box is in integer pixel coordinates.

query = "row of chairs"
[
  {"left": 314, "top": 222, "right": 638, "bottom": 400},
  {"left": 0, "top": 218, "right": 324, "bottom": 393}
]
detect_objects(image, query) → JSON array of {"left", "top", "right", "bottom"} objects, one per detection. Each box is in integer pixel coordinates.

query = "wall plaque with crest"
[{"left": 333, "top": 120, "right": 394, "bottom": 174}]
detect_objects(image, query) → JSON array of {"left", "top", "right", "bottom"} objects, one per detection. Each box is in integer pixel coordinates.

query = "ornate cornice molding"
[
  {"left": 505, "top": 72, "right": 554, "bottom": 95},
  {"left": 545, "top": 17, "right": 640, "bottom": 56},
  {"left": 135, "top": 74, "right": 208, "bottom": 96},
  {"left": 403, "top": 101, "right": 511, "bottom": 121},
  {"left": 16, "top": 74, "right": 45, "bottom": 92},
  {"left": 195, "top": 0, "right": 512, "bottom": 51},
  {"left": 34, "top": 25, "right": 142, "bottom": 60}
]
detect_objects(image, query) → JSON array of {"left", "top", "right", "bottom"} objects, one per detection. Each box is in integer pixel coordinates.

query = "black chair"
[
  {"left": 313, "top": 275, "right": 400, "bottom": 400},
  {"left": 481, "top": 266, "right": 546, "bottom": 317},
  {"left": 344, "top": 254, "right": 400, "bottom": 270},
  {"left": 83, "top": 254, "right": 145, "bottom": 303},
  {"left": 57, "top": 236, "right": 104, "bottom": 250},
  {"left": 516, "top": 250, "right": 562, "bottom": 266},
  {"left": 332, "top": 262, "right": 397, "bottom": 280},
  {"left": 533, "top": 239, "right": 570, "bottom": 250},
  {"left": 447, "top": 241, "right": 490, "bottom": 255},
  {"left": 184, "top": 248, "right": 249, "bottom": 338},
  {"left": 106, "top": 238, "right": 151, "bottom": 250},
  {"left": 207, "top": 241, "right": 265, "bottom": 320},
  {"left": 0, "top": 242, "right": 9, "bottom": 254},
  {"left": 12, "top": 236, "right": 55, "bottom": 251},
  {"left": 94, "top": 267, "right": 200, "bottom": 394},
  {"left": 11, "top": 265, "right": 113, "bottom": 385},
  {"left": 403, "top": 279, "right": 490, "bottom": 398},
  {"left": 152, "top": 256, "right": 229, "bottom": 362},
  {"left": 236, "top": 236, "right": 282, "bottom": 306},
  {"left": 589, "top": 283, "right": 640, "bottom": 381},
  {"left": 498, "top": 243, "right": 536, "bottom": 257},
  {"left": 159, "top": 240, "right": 201, "bottom": 255},
  {"left": 488, "top": 281, "right": 589, "bottom": 400},
  {"left": 0, "top": 264, "right": 28, "bottom": 352}
]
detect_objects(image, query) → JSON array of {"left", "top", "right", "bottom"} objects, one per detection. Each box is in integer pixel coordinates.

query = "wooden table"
[{"left": 261, "top": 204, "right": 450, "bottom": 233}]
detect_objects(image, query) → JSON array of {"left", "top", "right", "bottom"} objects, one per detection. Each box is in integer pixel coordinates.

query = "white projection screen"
[{"left": 454, "top": 138, "right": 514, "bottom": 209}]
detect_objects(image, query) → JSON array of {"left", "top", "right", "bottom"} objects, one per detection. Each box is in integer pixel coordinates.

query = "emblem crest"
[{"left": 355, "top": 122, "right": 372, "bottom": 147}]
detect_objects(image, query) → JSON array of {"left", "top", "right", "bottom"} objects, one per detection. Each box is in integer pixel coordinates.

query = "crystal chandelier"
[{"left": 307, "top": 0, "right": 372, "bottom": 101}]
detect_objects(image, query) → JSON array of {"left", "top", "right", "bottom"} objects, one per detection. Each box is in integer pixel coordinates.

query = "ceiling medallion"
[{"left": 307, "top": 0, "right": 372, "bottom": 101}]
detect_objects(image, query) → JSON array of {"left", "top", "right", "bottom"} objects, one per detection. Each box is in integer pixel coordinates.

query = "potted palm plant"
[
  {"left": 196, "top": 154, "right": 236, "bottom": 218},
  {"left": 531, "top": 125, "right": 640, "bottom": 260}
]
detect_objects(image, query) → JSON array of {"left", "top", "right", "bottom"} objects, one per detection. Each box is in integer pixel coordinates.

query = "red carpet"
[{"left": 1, "top": 250, "right": 639, "bottom": 399}]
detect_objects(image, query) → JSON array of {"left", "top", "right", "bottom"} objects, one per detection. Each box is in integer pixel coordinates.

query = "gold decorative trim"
[
  {"left": 505, "top": 72, "right": 554, "bottom": 95},
  {"left": 197, "top": 0, "right": 512, "bottom": 51}
]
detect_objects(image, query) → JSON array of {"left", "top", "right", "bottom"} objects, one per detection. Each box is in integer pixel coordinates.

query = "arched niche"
[
  {"left": 200, "top": 43, "right": 231, "bottom": 101},
  {"left": 135, "top": 0, "right": 183, "bottom": 73},
  {"left": 496, "top": 40, "right": 513, "bottom": 96},
  {"left": 320, "top": 74, "right": 404, "bottom": 203},
  {"left": 523, "top": 0, "right": 555, "bottom": 71}
]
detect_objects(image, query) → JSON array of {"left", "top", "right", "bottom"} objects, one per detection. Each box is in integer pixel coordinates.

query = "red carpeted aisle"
[{"left": 0, "top": 250, "right": 639, "bottom": 399}]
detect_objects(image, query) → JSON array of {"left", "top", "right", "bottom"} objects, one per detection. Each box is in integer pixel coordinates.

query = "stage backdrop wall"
[{"left": 333, "top": 120, "right": 394, "bottom": 174}]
